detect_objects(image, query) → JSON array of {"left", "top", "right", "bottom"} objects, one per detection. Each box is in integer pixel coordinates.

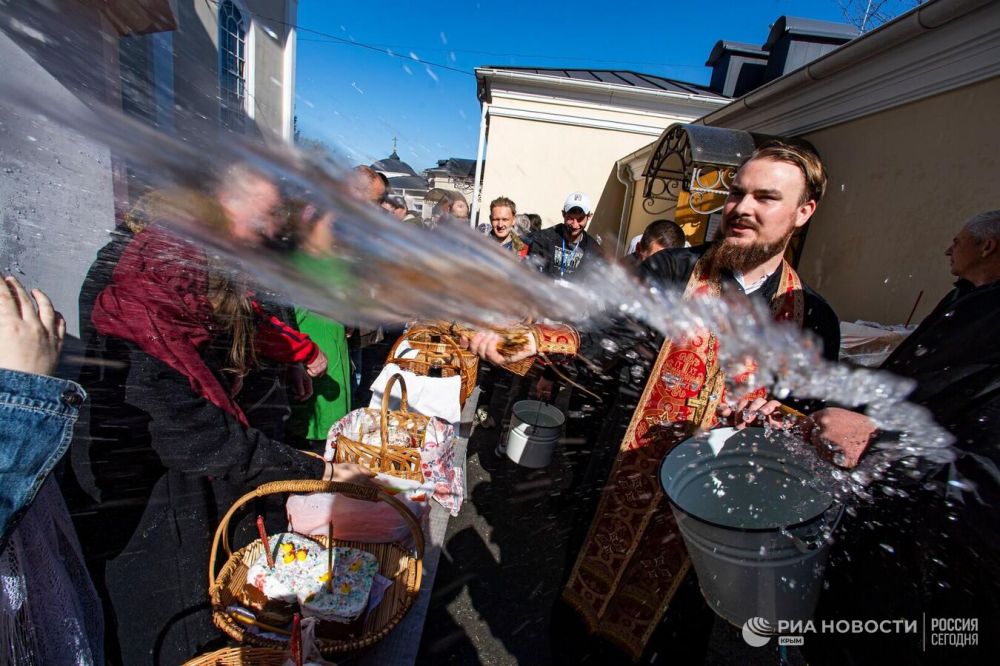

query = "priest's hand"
[
  {"left": 718, "top": 396, "right": 787, "bottom": 431},
  {"left": 810, "top": 407, "right": 876, "bottom": 468},
  {"left": 461, "top": 329, "right": 537, "bottom": 365}
]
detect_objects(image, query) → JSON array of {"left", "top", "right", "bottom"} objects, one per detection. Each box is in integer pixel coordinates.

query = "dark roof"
[
  {"left": 764, "top": 16, "right": 858, "bottom": 49},
  {"left": 705, "top": 41, "right": 769, "bottom": 66},
  {"left": 481, "top": 66, "right": 726, "bottom": 99},
  {"left": 429, "top": 158, "right": 476, "bottom": 178},
  {"left": 388, "top": 175, "right": 428, "bottom": 191},
  {"left": 372, "top": 154, "right": 417, "bottom": 177}
]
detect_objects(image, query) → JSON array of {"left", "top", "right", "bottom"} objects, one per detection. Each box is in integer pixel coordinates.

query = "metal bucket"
[
  {"left": 659, "top": 427, "right": 841, "bottom": 627},
  {"left": 505, "top": 400, "right": 564, "bottom": 468}
]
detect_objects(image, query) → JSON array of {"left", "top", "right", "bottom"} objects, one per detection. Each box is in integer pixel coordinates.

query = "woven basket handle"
[
  {"left": 385, "top": 326, "right": 422, "bottom": 363},
  {"left": 208, "top": 479, "right": 425, "bottom": 590},
  {"left": 387, "top": 324, "right": 465, "bottom": 366},
  {"left": 378, "top": 373, "right": 408, "bottom": 472}
]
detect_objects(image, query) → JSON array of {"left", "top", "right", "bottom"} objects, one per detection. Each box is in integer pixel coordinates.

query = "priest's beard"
[{"left": 713, "top": 228, "right": 794, "bottom": 273}]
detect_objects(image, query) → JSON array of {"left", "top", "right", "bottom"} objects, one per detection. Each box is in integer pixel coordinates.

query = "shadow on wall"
[{"left": 588, "top": 164, "right": 629, "bottom": 254}]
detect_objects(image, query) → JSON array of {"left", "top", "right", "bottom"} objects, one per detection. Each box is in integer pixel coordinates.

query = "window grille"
[{"left": 218, "top": 0, "right": 247, "bottom": 132}]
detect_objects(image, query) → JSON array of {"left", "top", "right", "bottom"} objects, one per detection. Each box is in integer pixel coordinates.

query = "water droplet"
[{"left": 947, "top": 478, "right": 976, "bottom": 492}]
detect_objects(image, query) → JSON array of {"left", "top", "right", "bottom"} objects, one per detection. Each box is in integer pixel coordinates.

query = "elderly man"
[
  {"left": 466, "top": 140, "right": 840, "bottom": 660},
  {"left": 526, "top": 192, "right": 602, "bottom": 280},
  {"left": 809, "top": 210, "right": 1000, "bottom": 662}
]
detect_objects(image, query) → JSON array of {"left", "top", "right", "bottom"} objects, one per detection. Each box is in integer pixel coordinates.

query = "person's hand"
[
  {"left": 325, "top": 462, "right": 376, "bottom": 486},
  {"left": 0, "top": 276, "right": 65, "bottom": 376},
  {"left": 287, "top": 364, "right": 314, "bottom": 402},
  {"left": 718, "top": 396, "right": 786, "bottom": 431},
  {"left": 810, "top": 407, "right": 876, "bottom": 468},
  {"left": 533, "top": 376, "right": 555, "bottom": 401},
  {"left": 461, "top": 329, "right": 537, "bottom": 365},
  {"left": 305, "top": 349, "right": 328, "bottom": 377}
]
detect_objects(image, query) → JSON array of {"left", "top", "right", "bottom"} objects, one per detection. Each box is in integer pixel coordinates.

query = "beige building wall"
[
  {"left": 247, "top": 0, "right": 295, "bottom": 142},
  {"left": 479, "top": 116, "right": 666, "bottom": 240},
  {"left": 427, "top": 174, "right": 474, "bottom": 201},
  {"left": 795, "top": 76, "right": 999, "bottom": 325},
  {"left": 175, "top": 0, "right": 294, "bottom": 144}
]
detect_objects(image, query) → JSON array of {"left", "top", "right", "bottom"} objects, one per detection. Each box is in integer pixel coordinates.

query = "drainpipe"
[
  {"left": 469, "top": 101, "right": 489, "bottom": 228},
  {"left": 615, "top": 159, "right": 635, "bottom": 257}
]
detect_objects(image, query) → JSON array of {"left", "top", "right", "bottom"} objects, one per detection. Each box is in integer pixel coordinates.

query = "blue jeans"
[{"left": 0, "top": 368, "right": 85, "bottom": 543}]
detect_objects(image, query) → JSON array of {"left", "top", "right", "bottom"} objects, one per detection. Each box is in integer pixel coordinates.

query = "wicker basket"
[
  {"left": 208, "top": 480, "right": 424, "bottom": 656},
  {"left": 387, "top": 323, "right": 478, "bottom": 406},
  {"left": 183, "top": 647, "right": 287, "bottom": 665},
  {"left": 334, "top": 373, "right": 429, "bottom": 482}
]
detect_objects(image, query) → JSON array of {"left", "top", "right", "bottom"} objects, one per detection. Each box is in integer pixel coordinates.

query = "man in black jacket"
[
  {"left": 811, "top": 209, "right": 1000, "bottom": 663},
  {"left": 526, "top": 191, "right": 603, "bottom": 281}
]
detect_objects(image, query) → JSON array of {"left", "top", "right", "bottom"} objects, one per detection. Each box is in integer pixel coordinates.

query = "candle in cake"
[
  {"left": 326, "top": 522, "right": 334, "bottom": 593},
  {"left": 291, "top": 613, "right": 302, "bottom": 666},
  {"left": 256, "top": 515, "right": 274, "bottom": 569}
]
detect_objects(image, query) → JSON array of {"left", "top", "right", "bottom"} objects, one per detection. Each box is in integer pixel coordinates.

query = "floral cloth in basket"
[{"left": 325, "top": 409, "right": 464, "bottom": 516}]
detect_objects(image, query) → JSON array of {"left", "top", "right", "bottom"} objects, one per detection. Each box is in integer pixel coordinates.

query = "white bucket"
[
  {"left": 505, "top": 400, "right": 564, "bottom": 468},
  {"left": 659, "top": 427, "right": 841, "bottom": 627}
]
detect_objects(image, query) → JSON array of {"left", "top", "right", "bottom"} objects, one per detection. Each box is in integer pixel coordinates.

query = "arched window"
[{"left": 218, "top": 0, "right": 248, "bottom": 131}]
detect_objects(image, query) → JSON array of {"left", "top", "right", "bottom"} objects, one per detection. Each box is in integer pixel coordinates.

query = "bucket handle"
[{"left": 782, "top": 504, "right": 844, "bottom": 554}]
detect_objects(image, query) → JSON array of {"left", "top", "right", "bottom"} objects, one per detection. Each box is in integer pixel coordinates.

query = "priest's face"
[{"left": 719, "top": 158, "right": 816, "bottom": 268}]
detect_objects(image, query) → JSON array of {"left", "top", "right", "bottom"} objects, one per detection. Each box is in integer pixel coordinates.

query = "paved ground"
[
  {"left": 416, "top": 404, "right": 582, "bottom": 665},
  {"left": 415, "top": 377, "right": 806, "bottom": 666}
]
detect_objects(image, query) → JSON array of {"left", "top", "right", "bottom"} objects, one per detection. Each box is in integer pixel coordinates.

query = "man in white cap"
[{"left": 525, "top": 191, "right": 602, "bottom": 281}]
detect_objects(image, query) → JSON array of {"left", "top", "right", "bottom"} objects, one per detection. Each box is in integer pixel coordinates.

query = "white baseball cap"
[{"left": 562, "top": 192, "right": 592, "bottom": 215}]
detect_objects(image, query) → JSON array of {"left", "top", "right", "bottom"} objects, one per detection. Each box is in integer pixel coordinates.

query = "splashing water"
[{"left": 0, "top": 5, "right": 957, "bottom": 506}]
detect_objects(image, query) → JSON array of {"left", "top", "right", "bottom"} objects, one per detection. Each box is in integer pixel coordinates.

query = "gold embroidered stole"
[{"left": 561, "top": 250, "right": 804, "bottom": 659}]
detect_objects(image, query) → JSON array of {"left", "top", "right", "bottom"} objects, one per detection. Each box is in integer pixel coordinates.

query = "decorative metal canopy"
[{"left": 641, "top": 124, "right": 757, "bottom": 216}]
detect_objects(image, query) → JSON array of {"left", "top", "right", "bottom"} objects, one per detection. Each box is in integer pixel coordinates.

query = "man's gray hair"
[
  {"left": 514, "top": 214, "right": 532, "bottom": 237},
  {"left": 964, "top": 209, "right": 1000, "bottom": 241}
]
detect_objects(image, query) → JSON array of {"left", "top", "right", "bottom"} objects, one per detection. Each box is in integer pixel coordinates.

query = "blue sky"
[{"left": 293, "top": 1, "right": 849, "bottom": 171}]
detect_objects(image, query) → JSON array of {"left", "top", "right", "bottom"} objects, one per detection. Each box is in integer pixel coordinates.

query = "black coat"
[
  {"left": 641, "top": 245, "right": 841, "bottom": 360},
  {"left": 75, "top": 341, "right": 323, "bottom": 665},
  {"left": 811, "top": 280, "right": 1000, "bottom": 664},
  {"left": 525, "top": 224, "right": 605, "bottom": 280}
]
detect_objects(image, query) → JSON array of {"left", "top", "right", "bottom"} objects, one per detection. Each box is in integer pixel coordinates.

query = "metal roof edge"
[{"left": 697, "top": 0, "right": 996, "bottom": 130}]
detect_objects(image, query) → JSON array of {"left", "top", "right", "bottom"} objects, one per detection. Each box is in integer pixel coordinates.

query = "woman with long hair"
[{"left": 81, "top": 225, "right": 369, "bottom": 664}]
